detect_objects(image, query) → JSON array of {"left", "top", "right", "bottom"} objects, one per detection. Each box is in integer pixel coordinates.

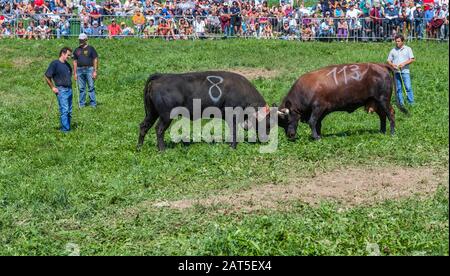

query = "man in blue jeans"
[
  {"left": 44, "top": 47, "right": 73, "bottom": 132},
  {"left": 387, "top": 34, "right": 415, "bottom": 107},
  {"left": 73, "top": 33, "right": 99, "bottom": 108}
]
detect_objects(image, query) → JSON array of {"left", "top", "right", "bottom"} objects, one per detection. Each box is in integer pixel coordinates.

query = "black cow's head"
[{"left": 241, "top": 104, "right": 276, "bottom": 142}]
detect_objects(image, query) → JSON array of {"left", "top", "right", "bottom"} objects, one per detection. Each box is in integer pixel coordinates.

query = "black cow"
[
  {"left": 277, "top": 63, "right": 408, "bottom": 140},
  {"left": 137, "top": 71, "right": 273, "bottom": 151}
]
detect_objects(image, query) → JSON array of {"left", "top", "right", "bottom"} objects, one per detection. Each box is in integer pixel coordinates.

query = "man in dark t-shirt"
[
  {"left": 73, "top": 33, "right": 99, "bottom": 108},
  {"left": 44, "top": 47, "right": 73, "bottom": 133}
]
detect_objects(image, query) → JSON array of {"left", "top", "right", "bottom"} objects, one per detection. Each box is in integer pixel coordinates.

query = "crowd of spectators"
[{"left": 0, "top": 0, "right": 448, "bottom": 40}]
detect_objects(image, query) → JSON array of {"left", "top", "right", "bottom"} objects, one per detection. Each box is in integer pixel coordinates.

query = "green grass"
[{"left": 0, "top": 39, "right": 448, "bottom": 255}]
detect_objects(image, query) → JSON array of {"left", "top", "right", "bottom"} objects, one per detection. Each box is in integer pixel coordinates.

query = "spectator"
[
  {"left": 103, "top": 1, "right": 114, "bottom": 16},
  {"left": 337, "top": 16, "right": 349, "bottom": 41},
  {"left": 262, "top": 20, "right": 273, "bottom": 38},
  {"left": 207, "top": 10, "right": 221, "bottom": 35},
  {"left": 193, "top": 16, "right": 206, "bottom": 39},
  {"left": 81, "top": 21, "right": 93, "bottom": 36},
  {"left": 230, "top": 1, "right": 241, "bottom": 36},
  {"left": 120, "top": 21, "right": 135, "bottom": 36},
  {"left": 25, "top": 20, "right": 36, "bottom": 39},
  {"left": 430, "top": 4, "right": 446, "bottom": 38},
  {"left": 143, "top": 18, "right": 158, "bottom": 38},
  {"left": 16, "top": 21, "right": 27, "bottom": 38},
  {"left": 362, "top": 16, "right": 375, "bottom": 41},
  {"left": 281, "top": 21, "right": 291, "bottom": 39},
  {"left": 301, "top": 22, "right": 313, "bottom": 41},
  {"left": 36, "top": 19, "right": 52, "bottom": 39},
  {"left": 442, "top": 4, "right": 449, "bottom": 40},
  {"left": 425, "top": 3, "right": 435, "bottom": 38},
  {"left": 385, "top": 2, "right": 400, "bottom": 38},
  {"left": 107, "top": 18, "right": 122, "bottom": 38},
  {"left": 370, "top": 2, "right": 385, "bottom": 39},
  {"left": 319, "top": 16, "right": 333, "bottom": 41},
  {"left": 91, "top": 20, "right": 105, "bottom": 37},
  {"left": 220, "top": 2, "right": 231, "bottom": 36},
  {"left": 89, "top": 6, "right": 102, "bottom": 25},
  {"left": 2, "top": 22, "right": 13, "bottom": 38},
  {"left": 414, "top": 4, "right": 425, "bottom": 39},
  {"left": 56, "top": 15, "right": 71, "bottom": 38},
  {"left": 157, "top": 18, "right": 171, "bottom": 39},
  {"left": 132, "top": 7, "right": 146, "bottom": 33}
]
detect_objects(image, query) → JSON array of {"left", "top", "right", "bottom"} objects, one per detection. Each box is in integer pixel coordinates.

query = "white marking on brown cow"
[{"left": 326, "top": 64, "right": 368, "bottom": 85}]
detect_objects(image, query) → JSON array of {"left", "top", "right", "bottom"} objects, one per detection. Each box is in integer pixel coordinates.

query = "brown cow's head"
[{"left": 277, "top": 100, "right": 298, "bottom": 141}]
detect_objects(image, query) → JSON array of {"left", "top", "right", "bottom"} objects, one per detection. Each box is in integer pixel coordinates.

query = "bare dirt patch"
[
  {"left": 220, "top": 68, "right": 282, "bottom": 80},
  {"left": 12, "top": 57, "right": 42, "bottom": 69},
  {"left": 149, "top": 166, "right": 448, "bottom": 212}
]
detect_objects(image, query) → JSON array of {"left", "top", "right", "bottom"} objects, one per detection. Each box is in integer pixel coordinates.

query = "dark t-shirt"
[
  {"left": 73, "top": 45, "right": 98, "bottom": 67},
  {"left": 45, "top": 60, "right": 72, "bottom": 87}
]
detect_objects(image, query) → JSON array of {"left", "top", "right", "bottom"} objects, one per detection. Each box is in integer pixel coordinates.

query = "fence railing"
[{"left": 1, "top": 13, "right": 449, "bottom": 41}]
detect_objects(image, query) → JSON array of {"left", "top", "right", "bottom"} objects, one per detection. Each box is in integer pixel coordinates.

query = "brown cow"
[{"left": 277, "top": 63, "right": 408, "bottom": 140}]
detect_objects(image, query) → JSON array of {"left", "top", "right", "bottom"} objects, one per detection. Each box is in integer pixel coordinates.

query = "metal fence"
[{"left": 1, "top": 13, "right": 449, "bottom": 41}]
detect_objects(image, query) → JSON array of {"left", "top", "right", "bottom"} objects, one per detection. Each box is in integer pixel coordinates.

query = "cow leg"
[
  {"left": 156, "top": 117, "right": 172, "bottom": 151},
  {"left": 381, "top": 103, "right": 395, "bottom": 135},
  {"left": 375, "top": 108, "right": 387, "bottom": 134},
  {"left": 316, "top": 113, "right": 327, "bottom": 137},
  {"left": 227, "top": 116, "right": 238, "bottom": 149},
  {"left": 309, "top": 110, "right": 323, "bottom": 140},
  {"left": 137, "top": 111, "right": 159, "bottom": 151}
]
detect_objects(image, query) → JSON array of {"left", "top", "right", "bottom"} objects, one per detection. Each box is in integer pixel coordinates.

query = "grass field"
[{"left": 0, "top": 39, "right": 448, "bottom": 255}]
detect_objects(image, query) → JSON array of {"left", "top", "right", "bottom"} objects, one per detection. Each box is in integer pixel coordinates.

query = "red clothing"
[
  {"left": 108, "top": 24, "right": 122, "bottom": 36},
  {"left": 34, "top": 0, "right": 44, "bottom": 7},
  {"left": 423, "top": 0, "right": 434, "bottom": 11}
]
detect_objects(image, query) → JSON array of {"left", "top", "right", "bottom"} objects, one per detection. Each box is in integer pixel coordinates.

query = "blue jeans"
[
  {"left": 56, "top": 87, "right": 73, "bottom": 132},
  {"left": 395, "top": 72, "right": 414, "bottom": 106},
  {"left": 77, "top": 67, "right": 97, "bottom": 107}
]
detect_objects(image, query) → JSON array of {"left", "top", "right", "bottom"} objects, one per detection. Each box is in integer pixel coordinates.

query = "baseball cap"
[{"left": 78, "top": 33, "right": 88, "bottom": 40}]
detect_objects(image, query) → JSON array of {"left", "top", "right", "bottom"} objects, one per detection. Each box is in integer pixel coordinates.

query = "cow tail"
[
  {"left": 383, "top": 64, "right": 409, "bottom": 115},
  {"left": 143, "top": 73, "right": 162, "bottom": 116}
]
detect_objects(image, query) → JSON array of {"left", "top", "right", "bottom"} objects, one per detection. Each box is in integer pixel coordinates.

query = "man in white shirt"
[{"left": 387, "top": 34, "right": 416, "bottom": 107}]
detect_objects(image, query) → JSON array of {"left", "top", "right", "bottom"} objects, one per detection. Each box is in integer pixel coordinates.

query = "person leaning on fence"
[
  {"left": 193, "top": 16, "right": 206, "bottom": 39},
  {"left": 56, "top": 15, "right": 71, "bottom": 39},
  {"left": 15, "top": 21, "right": 26, "bottom": 38},
  {"left": 107, "top": 18, "right": 122, "bottom": 38},
  {"left": 44, "top": 47, "right": 73, "bottom": 133},
  {"left": 73, "top": 33, "right": 98, "bottom": 108},
  {"left": 143, "top": 19, "right": 157, "bottom": 38},
  {"left": 414, "top": 4, "right": 425, "bottom": 39},
  {"left": 36, "top": 19, "right": 52, "bottom": 39},
  {"left": 387, "top": 34, "right": 415, "bottom": 108}
]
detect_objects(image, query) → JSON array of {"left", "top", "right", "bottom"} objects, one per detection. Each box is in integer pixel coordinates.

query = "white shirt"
[
  {"left": 346, "top": 8, "right": 362, "bottom": 19},
  {"left": 194, "top": 20, "right": 205, "bottom": 33},
  {"left": 387, "top": 45, "right": 415, "bottom": 73}
]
